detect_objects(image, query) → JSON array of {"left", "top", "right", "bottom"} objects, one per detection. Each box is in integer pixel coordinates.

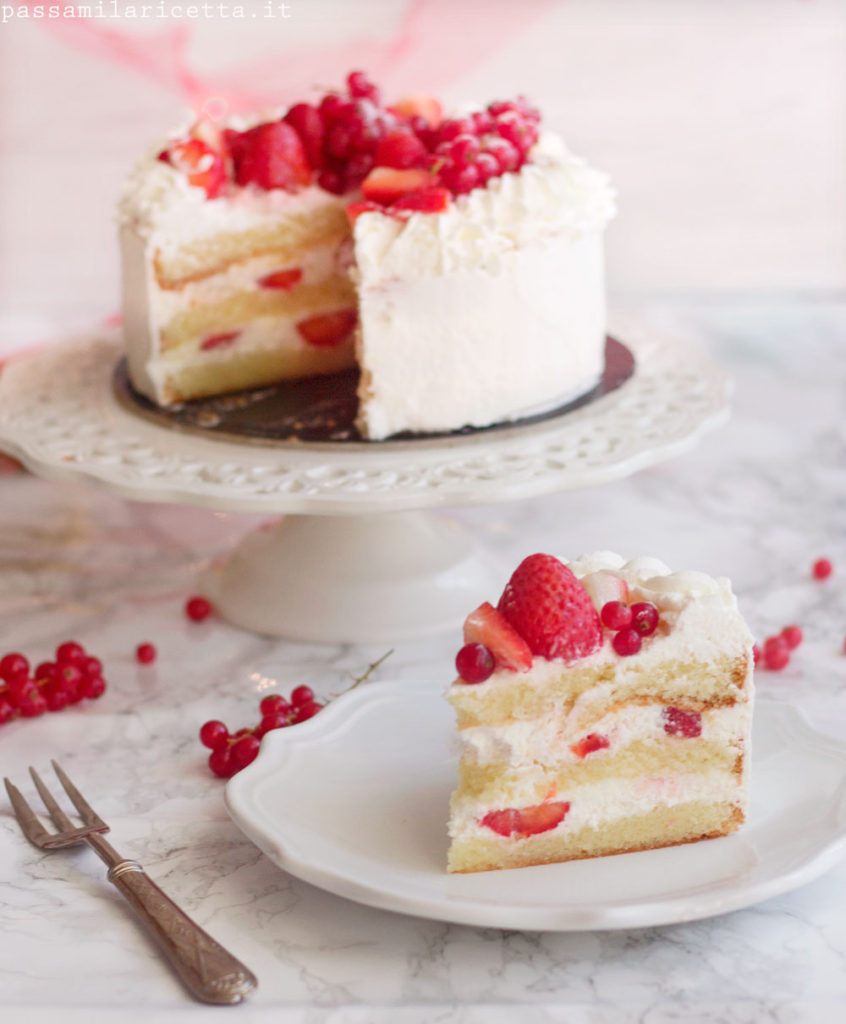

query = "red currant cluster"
[
  {"left": 600, "top": 600, "right": 660, "bottom": 657},
  {"left": 428, "top": 98, "right": 540, "bottom": 195},
  {"left": 200, "top": 685, "right": 324, "bottom": 779},
  {"left": 0, "top": 642, "right": 106, "bottom": 724}
]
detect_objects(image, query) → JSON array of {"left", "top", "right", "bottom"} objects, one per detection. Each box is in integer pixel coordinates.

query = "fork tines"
[{"left": 4, "top": 761, "right": 110, "bottom": 850}]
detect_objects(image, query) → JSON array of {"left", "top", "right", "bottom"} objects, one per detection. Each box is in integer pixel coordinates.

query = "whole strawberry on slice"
[
  {"left": 283, "top": 102, "right": 325, "bottom": 170},
  {"left": 497, "top": 553, "right": 602, "bottom": 661},
  {"left": 234, "top": 121, "right": 312, "bottom": 191},
  {"left": 463, "top": 601, "right": 532, "bottom": 672},
  {"left": 481, "top": 800, "right": 570, "bottom": 837}
]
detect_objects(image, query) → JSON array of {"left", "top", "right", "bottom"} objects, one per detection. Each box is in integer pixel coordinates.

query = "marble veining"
[{"left": 1, "top": 301, "right": 846, "bottom": 1022}]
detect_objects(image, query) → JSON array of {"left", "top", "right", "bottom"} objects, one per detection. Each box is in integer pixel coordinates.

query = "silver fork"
[{"left": 4, "top": 760, "right": 257, "bottom": 1005}]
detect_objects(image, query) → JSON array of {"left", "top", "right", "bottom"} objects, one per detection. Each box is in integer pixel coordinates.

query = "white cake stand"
[{"left": 0, "top": 321, "right": 730, "bottom": 643}]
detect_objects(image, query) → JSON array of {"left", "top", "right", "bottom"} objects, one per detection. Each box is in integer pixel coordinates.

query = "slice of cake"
[
  {"left": 445, "top": 551, "right": 755, "bottom": 873},
  {"left": 119, "top": 72, "right": 615, "bottom": 439}
]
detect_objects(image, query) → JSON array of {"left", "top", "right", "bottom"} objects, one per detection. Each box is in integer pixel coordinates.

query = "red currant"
[
  {"left": 185, "top": 596, "right": 213, "bottom": 622},
  {"left": 630, "top": 603, "right": 659, "bottom": 636},
  {"left": 0, "top": 696, "right": 14, "bottom": 724},
  {"left": 347, "top": 70, "right": 380, "bottom": 104},
  {"left": 18, "top": 688, "right": 47, "bottom": 718},
  {"left": 662, "top": 707, "right": 702, "bottom": 738},
  {"left": 781, "top": 625, "right": 803, "bottom": 650},
  {"left": 199, "top": 720, "right": 229, "bottom": 750},
  {"left": 259, "top": 694, "right": 291, "bottom": 717},
  {"left": 136, "top": 643, "right": 157, "bottom": 665},
  {"left": 0, "top": 652, "right": 29, "bottom": 682},
  {"left": 812, "top": 557, "right": 832, "bottom": 580},
  {"left": 34, "top": 661, "right": 56, "bottom": 681},
  {"left": 600, "top": 601, "right": 632, "bottom": 631},
  {"left": 292, "top": 701, "right": 322, "bottom": 723},
  {"left": 259, "top": 711, "right": 290, "bottom": 735},
  {"left": 290, "top": 685, "right": 314, "bottom": 707},
  {"left": 231, "top": 733, "right": 261, "bottom": 770},
  {"left": 82, "top": 656, "right": 103, "bottom": 677},
  {"left": 81, "top": 675, "right": 106, "bottom": 700},
  {"left": 208, "top": 746, "right": 236, "bottom": 778},
  {"left": 44, "top": 682, "right": 70, "bottom": 713},
  {"left": 763, "top": 635, "right": 790, "bottom": 671},
  {"left": 612, "top": 628, "right": 642, "bottom": 657},
  {"left": 56, "top": 641, "right": 86, "bottom": 665},
  {"left": 455, "top": 643, "right": 495, "bottom": 684}
]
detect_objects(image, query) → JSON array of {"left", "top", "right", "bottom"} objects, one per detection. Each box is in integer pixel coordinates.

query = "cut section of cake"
[
  {"left": 445, "top": 551, "right": 755, "bottom": 873},
  {"left": 119, "top": 72, "right": 615, "bottom": 439}
]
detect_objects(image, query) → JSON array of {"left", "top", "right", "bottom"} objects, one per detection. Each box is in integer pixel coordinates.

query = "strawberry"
[
  {"left": 295, "top": 308, "right": 357, "bottom": 348},
  {"left": 389, "top": 187, "right": 451, "bottom": 217},
  {"left": 580, "top": 570, "right": 629, "bottom": 614},
  {"left": 374, "top": 130, "right": 429, "bottom": 170},
  {"left": 283, "top": 102, "right": 325, "bottom": 170},
  {"left": 462, "top": 602, "right": 532, "bottom": 672},
  {"left": 234, "top": 121, "right": 312, "bottom": 191},
  {"left": 570, "top": 733, "right": 610, "bottom": 759},
  {"left": 200, "top": 330, "right": 240, "bottom": 351},
  {"left": 165, "top": 138, "right": 227, "bottom": 199},
  {"left": 361, "top": 166, "right": 432, "bottom": 204},
  {"left": 392, "top": 94, "right": 443, "bottom": 127},
  {"left": 497, "top": 554, "right": 602, "bottom": 661},
  {"left": 345, "top": 200, "right": 384, "bottom": 226},
  {"left": 258, "top": 268, "right": 303, "bottom": 291},
  {"left": 481, "top": 801, "right": 570, "bottom": 838}
]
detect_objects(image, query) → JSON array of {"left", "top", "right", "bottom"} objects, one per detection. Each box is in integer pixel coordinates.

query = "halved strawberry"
[
  {"left": 481, "top": 801, "right": 570, "bottom": 838},
  {"left": 389, "top": 187, "right": 451, "bottom": 217},
  {"left": 234, "top": 121, "right": 312, "bottom": 191},
  {"left": 463, "top": 602, "right": 532, "bottom": 672},
  {"left": 165, "top": 138, "right": 227, "bottom": 199},
  {"left": 580, "top": 571, "right": 629, "bottom": 614},
  {"left": 392, "top": 94, "right": 443, "bottom": 127},
  {"left": 570, "top": 733, "right": 610, "bottom": 759},
  {"left": 361, "top": 166, "right": 432, "bottom": 204},
  {"left": 258, "top": 268, "right": 303, "bottom": 291},
  {"left": 345, "top": 200, "right": 384, "bottom": 226},
  {"left": 497, "top": 553, "right": 602, "bottom": 662},
  {"left": 296, "top": 308, "right": 357, "bottom": 348}
]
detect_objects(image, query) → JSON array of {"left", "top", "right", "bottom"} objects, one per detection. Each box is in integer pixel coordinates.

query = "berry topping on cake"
[
  {"left": 662, "top": 707, "right": 703, "bottom": 738},
  {"left": 389, "top": 187, "right": 451, "bottom": 216},
  {"left": 600, "top": 600, "right": 632, "bottom": 631},
  {"left": 232, "top": 121, "right": 312, "bottom": 191},
  {"left": 282, "top": 103, "right": 325, "bottom": 169},
  {"left": 580, "top": 570, "right": 629, "bottom": 613},
  {"left": 462, "top": 602, "right": 533, "bottom": 673},
  {"left": 390, "top": 94, "right": 443, "bottom": 126},
  {"left": 612, "top": 627, "right": 642, "bottom": 657},
  {"left": 374, "top": 130, "right": 429, "bottom": 170},
  {"left": 162, "top": 137, "right": 227, "bottom": 198},
  {"left": 455, "top": 643, "right": 495, "bottom": 684},
  {"left": 496, "top": 554, "right": 602, "bottom": 662},
  {"left": 570, "top": 733, "right": 610, "bottom": 759},
  {"left": 361, "top": 166, "right": 433, "bottom": 204},
  {"left": 630, "top": 602, "right": 659, "bottom": 636},
  {"left": 480, "top": 800, "right": 570, "bottom": 837},
  {"left": 295, "top": 309, "right": 357, "bottom": 347},
  {"left": 258, "top": 268, "right": 303, "bottom": 291}
]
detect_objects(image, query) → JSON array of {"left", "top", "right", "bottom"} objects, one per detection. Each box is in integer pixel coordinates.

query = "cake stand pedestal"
[{"left": 0, "top": 320, "right": 730, "bottom": 643}]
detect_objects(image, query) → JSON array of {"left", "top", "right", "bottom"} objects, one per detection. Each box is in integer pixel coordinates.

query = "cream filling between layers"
[
  {"left": 449, "top": 769, "right": 744, "bottom": 840},
  {"left": 459, "top": 701, "right": 751, "bottom": 768}
]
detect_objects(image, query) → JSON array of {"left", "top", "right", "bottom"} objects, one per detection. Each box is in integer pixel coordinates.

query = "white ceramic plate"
[{"left": 225, "top": 681, "right": 846, "bottom": 931}]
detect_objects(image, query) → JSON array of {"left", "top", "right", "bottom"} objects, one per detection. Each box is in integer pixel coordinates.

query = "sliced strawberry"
[
  {"left": 374, "top": 130, "right": 429, "bottom": 170},
  {"left": 345, "top": 200, "right": 384, "bottom": 226},
  {"left": 389, "top": 187, "right": 451, "bottom": 217},
  {"left": 570, "top": 733, "right": 610, "bottom": 759},
  {"left": 361, "top": 166, "right": 432, "bottom": 204},
  {"left": 258, "top": 268, "right": 303, "bottom": 291},
  {"left": 463, "top": 602, "right": 532, "bottom": 673},
  {"left": 662, "top": 707, "right": 702, "bottom": 738},
  {"left": 296, "top": 308, "right": 357, "bottom": 348},
  {"left": 580, "top": 571, "right": 629, "bottom": 614},
  {"left": 165, "top": 138, "right": 227, "bottom": 198},
  {"left": 481, "top": 801, "right": 570, "bottom": 838},
  {"left": 391, "top": 94, "right": 443, "bottom": 127},
  {"left": 234, "top": 121, "right": 312, "bottom": 191},
  {"left": 283, "top": 102, "right": 325, "bottom": 170},
  {"left": 201, "top": 330, "right": 240, "bottom": 351},
  {"left": 497, "top": 553, "right": 602, "bottom": 662}
]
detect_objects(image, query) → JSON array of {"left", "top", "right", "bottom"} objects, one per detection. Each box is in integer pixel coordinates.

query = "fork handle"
[{"left": 107, "top": 860, "right": 257, "bottom": 1004}]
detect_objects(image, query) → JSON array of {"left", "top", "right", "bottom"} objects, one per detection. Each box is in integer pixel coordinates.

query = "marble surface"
[{"left": 1, "top": 300, "right": 846, "bottom": 1022}]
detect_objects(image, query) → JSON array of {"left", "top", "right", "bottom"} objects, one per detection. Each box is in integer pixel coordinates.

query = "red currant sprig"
[
  {"left": 599, "top": 600, "right": 660, "bottom": 658},
  {"left": 0, "top": 641, "right": 107, "bottom": 724}
]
